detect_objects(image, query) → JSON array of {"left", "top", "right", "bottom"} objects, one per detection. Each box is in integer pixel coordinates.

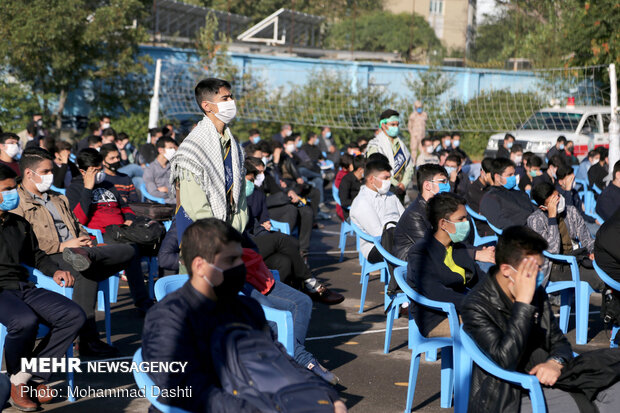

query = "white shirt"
[{"left": 350, "top": 185, "right": 405, "bottom": 258}]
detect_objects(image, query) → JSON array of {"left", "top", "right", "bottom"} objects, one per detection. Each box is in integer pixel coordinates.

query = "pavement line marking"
[
  {"left": 307, "top": 250, "right": 358, "bottom": 255},
  {"left": 394, "top": 382, "right": 408, "bottom": 387},
  {"left": 316, "top": 230, "right": 342, "bottom": 235},
  {"left": 344, "top": 341, "right": 359, "bottom": 345},
  {"left": 306, "top": 327, "right": 409, "bottom": 341}
]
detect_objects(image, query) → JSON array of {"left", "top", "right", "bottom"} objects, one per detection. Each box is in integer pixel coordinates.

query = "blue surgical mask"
[
  {"left": 312, "top": 139, "right": 319, "bottom": 146},
  {"left": 416, "top": 107, "right": 423, "bottom": 114},
  {"left": 503, "top": 175, "right": 517, "bottom": 190},
  {"left": 325, "top": 131, "right": 331, "bottom": 139},
  {"left": 245, "top": 179, "right": 255, "bottom": 197},
  {"left": 445, "top": 166, "right": 457, "bottom": 176},
  {"left": 506, "top": 142, "right": 513, "bottom": 149},
  {"left": 296, "top": 140, "right": 303, "bottom": 148},
  {"left": 444, "top": 219, "right": 470, "bottom": 243},
  {"left": 250, "top": 136, "right": 261, "bottom": 144},
  {"left": 386, "top": 126, "right": 399, "bottom": 138},
  {"left": 443, "top": 140, "right": 451, "bottom": 148},
  {"left": 0, "top": 189, "right": 20, "bottom": 211},
  {"left": 436, "top": 182, "right": 451, "bottom": 194},
  {"left": 452, "top": 140, "right": 460, "bottom": 148},
  {"left": 558, "top": 144, "right": 565, "bottom": 150}
]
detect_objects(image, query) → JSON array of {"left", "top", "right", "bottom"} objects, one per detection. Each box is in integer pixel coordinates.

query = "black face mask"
[
  {"left": 204, "top": 263, "right": 247, "bottom": 299},
  {"left": 106, "top": 161, "right": 122, "bottom": 172}
]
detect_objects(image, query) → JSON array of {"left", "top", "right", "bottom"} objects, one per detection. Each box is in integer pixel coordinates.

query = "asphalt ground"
[{"left": 1, "top": 213, "right": 615, "bottom": 413}]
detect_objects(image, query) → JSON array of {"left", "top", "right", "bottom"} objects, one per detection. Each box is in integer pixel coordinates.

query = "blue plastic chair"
[
  {"left": 132, "top": 348, "right": 190, "bottom": 413},
  {"left": 464, "top": 205, "right": 498, "bottom": 246},
  {"left": 592, "top": 260, "right": 620, "bottom": 348},
  {"left": 50, "top": 185, "right": 66, "bottom": 195},
  {"left": 139, "top": 182, "right": 166, "bottom": 204},
  {"left": 332, "top": 184, "right": 354, "bottom": 262},
  {"left": 371, "top": 238, "right": 409, "bottom": 354},
  {"left": 270, "top": 219, "right": 291, "bottom": 235},
  {"left": 393, "top": 267, "right": 458, "bottom": 412},
  {"left": 455, "top": 326, "right": 546, "bottom": 413},
  {"left": 592, "top": 184, "right": 602, "bottom": 195},
  {"left": 349, "top": 221, "right": 387, "bottom": 314},
  {"left": 543, "top": 251, "right": 594, "bottom": 345},
  {"left": 154, "top": 272, "right": 294, "bottom": 356},
  {"left": 0, "top": 267, "right": 77, "bottom": 402}
]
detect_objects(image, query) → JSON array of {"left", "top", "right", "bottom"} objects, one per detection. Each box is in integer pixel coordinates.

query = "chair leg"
[
  {"left": 440, "top": 346, "right": 454, "bottom": 408},
  {"left": 339, "top": 223, "right": 346, "bottom": 262},
  {"left": 359, "top": 272, "right": 369, "bottom": 314},
  {"left": 426, "top": 348, "right": 438, "bottom": 362},
  {"left": 66, "top": 346, "right": 75, "bottom": 402},
  {"left": 148, "top": 257, "right": 157, "bottom": 300},
  {"left": 404, "top": 352, "right": 421, "bottom": 413},
  {"left": 575, "top": 283, "right": 593, "bottom": 345},
  {"left": 558, "top": 290, "right": 572, "bottom": 334},
  {"left": 611, "top": 326, "right": 619, "bottom": 349},
  {"left": 384, "top": 304, "right": 397, "bottom": 354},
  {"left": 103, "top": 282, "right": 112, "bottom": 346}
]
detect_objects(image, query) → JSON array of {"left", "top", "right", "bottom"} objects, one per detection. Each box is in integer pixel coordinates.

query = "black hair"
[
  {"left": 19, "top": 147, "right": 53, "bottom": 176},
  {"left": 244, "top": 156, "right": 264, "bottom": 175},
  {"left": 596, "top": 146, "right": 608, "bottom": 159},
  {"left": 367, "top": 152, "right": 389, "bottom": 164},
  {"left": 529, "top": 155, "right": 543, "bottom": 168},
  {"left": 249, "top": 129, "right": 259, "bottom": 136},
  {"left": 149, "top": 127, "right": 161, "bottom": 136},
  {"left": 307, "top": 132, "right": 317, "bottom": 141},
  {"left": 491, "top": 158, "right": 515, "bottom": 179},
  {"left": 88, "top": 122, "right": 99, "bottom": 133},
  {"left": 181, "top": 218, "right": 243, "bottom": 277},
  {"left": 587, "top": 150, "right": 598, "bottom": 159},
  {"left": 55, "top": 140, "right": 73, "bottom": 154},
  {"left": 244, "top": 143, "right": 259, "bottom": 157},
  {"left": 352, "top": 155, "right": 366, "bottom": 171},
  {"left": 257, "top": 140, "right": 272, "bottom": 154},
  {"left": 548, "top": 154, "right": 566, "bottom": 168},
  {"left": 100, "top": 115, "right": 111, "bottom": 122},
  {"left": 117, "top": 132, "right": 129, "bottom": 142},
  {"left": 347, "top": 142, "right": 360, "bottom": 150},
  {"left": 557, "top": 136, "right": 567, "bottom": 144},
  {"left": 379, "top": 109, "right": 399, "bottom": 121},
  {"left": 87, "top": 135, "right": 102, "bottom": 145},
  {"left": 495, "top": 226, "right": 548, "bottom": 268},
  {"left": 77, "top": 148, "right": 103, "bottom": 169},
  {"left": 194, "top": 78, "right": 232, "bottom": 114},
  {"left": 356, "top": 136, "right": 368, "bottom": 144},
  {"left": 271, "top": 140, "right": 283, "bottom": 150},
  {"left": 531, "top": 182, "right": 555, "bottom": 207},
  {"left": 0, "top": 163, "right": 17, "bottom": 181},
  {"left": 481, "top": 157, "right": 494, "bottom": 173},
  {"left": 523, "top": 151, "right": 535, "bottom": 166},
  {"left": 339, "top": 153, "right": 353, "bottom": 169},
  {"left": 504, "top": 133, "right": 515, "bottom": 142},
  {"left": 613, "top": 160, "right": 620, "bottom": 180},
  {"left": 451, "top": 132, "right": 461, "bottom": 138},
  {"left": 41, "top": 136, "right": 56, "bottom": 154},
  {"left": 100, "top": 143, "right": 119, "bottom": 160},
  {"left": 101, "top": 128, "right": 117, "bottom": 139},
  {"left": 556, "top": 164, "right": 573, "bottom": 180},
  {"left": 156, "top": 136, "right": 177, "bottom": 150},
  {"left": 364, "top": 159, "right": 391, "bottom": 177},
  {"left": 26, "top": 123, "right": 37, "bottom": 135},
  {"left": 428, "top": 192, "right": 466, "bottom": 232},
  {"left": 416, "top": 163, "right": 448, "bottom": 190},
  {"left": 421, "top": 137, "right": 432, "bottom": 145},
  {"left": 0, "top": 132, "right": 19, "bottom": 144},
  {"left": 283, "top": 136, "right": 296, "bottom": 145},
  {"left": 510, "top": 144, "right": 523, "bottom": 154},
  {"left": 446, "top": 154, "right": 462, "bottom": 165}
]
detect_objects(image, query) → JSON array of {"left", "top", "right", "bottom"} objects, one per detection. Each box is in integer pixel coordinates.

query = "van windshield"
[{"left": 520, "top": 111, "right": 582, "bottom": 131}]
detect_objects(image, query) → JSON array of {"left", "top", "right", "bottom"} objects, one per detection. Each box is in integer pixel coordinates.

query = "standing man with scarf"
[
  {"left": 367, "top": 109, "right": 414, "bottom": 203},
  {"left": 170, "top": 78, "right": 248, "bottom": 239}
]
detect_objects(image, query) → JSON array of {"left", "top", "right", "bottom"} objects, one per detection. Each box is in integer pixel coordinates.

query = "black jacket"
[
  {"left": 588, "top": 162, "right": 608, "bottom": 191},
  {"left": 407, "top": 233, "right": 482, "bottom": 336},
  {"left": 594, "top": 208, "right": 620, "bottom": 283},
  {"left": 595, "top": 183, "right": 620, "bottom": 221},
  {"left": 496, "top": 146, "right": 511, "bottom": 159},
  {"left": 393, "top": 195, "right": 430, "bottom": 260},
  {"left": 338, "top": 172, "right": 362, "bottom": 219},
  {"left": 461, "top": 274, "right": 573, "bottom": 413},
  {"left": 52, "top": 161, "right": 80, "bottom": 189},
  {"left": 451, "top": 171, "right": 471, "bottom": 198},
  {"left": 479, "top": 186, "right": 536, "bottom": 230}
]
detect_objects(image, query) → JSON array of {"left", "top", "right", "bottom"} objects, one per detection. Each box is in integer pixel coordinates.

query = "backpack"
[
  {"left": 105, "top": 217, "right": 165, "bottom": 256},
  {"left": 129, "top": 202, "right": 175, "bottom": 222},
  {"left": 211, "top": 323, "right": 335, "bottom": 413}
]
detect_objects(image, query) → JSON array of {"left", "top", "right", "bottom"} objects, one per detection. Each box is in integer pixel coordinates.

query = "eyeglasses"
[{"left": 430, "top": 178, "right": 448, "bottom": 184}]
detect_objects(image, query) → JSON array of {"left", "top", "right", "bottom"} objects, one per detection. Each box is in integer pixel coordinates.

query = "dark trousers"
[
  {"left": 254, "top": 231, "right": 311, "bottom": 288},
  {"left": 0, "top": 283, "right": 85, "bottom": 380},
  {"left": 268, "top": 203, "right": 313, "bottom": 255},
  {"left": 102, "top": 232, "right": 151, "bottom": 308},
  {"left": 0, "top": 374, "right": 9, "bottom": 409},
  {"left": 550, "top": 263, "right": 606, "bottom": 291},
  {"left": 48, "top": 244, "right": 134, "bottom": 343}
]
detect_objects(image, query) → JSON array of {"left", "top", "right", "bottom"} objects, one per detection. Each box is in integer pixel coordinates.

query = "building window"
[{"left": 430, "top": 0, "right": 444, "bottom": 14}]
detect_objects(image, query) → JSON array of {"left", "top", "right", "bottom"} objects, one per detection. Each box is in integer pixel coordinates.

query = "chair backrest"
[
  {"left": 132, "top": 349, "right": 190, "bottom": 413},
  {"left": 542, "top": 251, "right": 579, "bottom": 283},
  {"left": 458, "top": 326, "right": 546, "bottom": 413},
  {"left": 154, "top": 274, "right": 189, "bottom": 302},
  {"left": 140, "top": 182, "right": 166, "bottom": 204},
  {"left": 465, "top": 205, "right": 498, "bottom": 246},
  {"left": 84, "top": 226, "right": 104, "bottom": 244},
  {"left": 332, "top": 184, "right": 342, "bottom": 206},
  {"left": 50, "top": 185, "right": 66, "bottom": 195},
  {"left": 269, "top": 219, "right": 291, "bottom": 235},
  {"left": 23, "top": 265, "right": 73, "bottom": 298},
  {"left": 464, "top": 204, "right": 488, "bottom": 223},
  {"left": 593, "top": 260, "right": 620, "bottom": 291},
  {"left": 349, "top": 220, "right": 378, "bottom": 243}
]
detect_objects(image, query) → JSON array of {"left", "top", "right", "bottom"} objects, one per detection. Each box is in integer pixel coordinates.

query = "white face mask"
[
  {"left": 95, "top": 171, "right": 106, "bottom": 184},
  {"left": 285, "top": 144, "right": 296, "bottom": 153},
  {"left": 514, "top": 155, "right": 523, "bottom": 164},
  {"left": 101, "top": 122, "right": 110, "bottom": 129},
  {"left": 32, "top": 171, "right": 53, "bottom": 192},
  {"left": 285, "top": 129, "right": 293, "bottom": 137},
  {"left": 210, "top": 100, "right": 237, "bottom": 124},
  {"left": 255, "top": 173, "right": 265, "bottom": 187},
  {"left": 3, "top": 143, "right": 20, "bottom": 159},
  {"left": 557, "top": 195, "right": 566, "bottom": 214},
  {"left": 373, "top": 176, "right": 391, "bottom": 195},
  {"left": 163, "top": 148, "right": 176, "bottom": 161},
  {"left": 425, "top": 145, "right": 434, "bottom": 154}
]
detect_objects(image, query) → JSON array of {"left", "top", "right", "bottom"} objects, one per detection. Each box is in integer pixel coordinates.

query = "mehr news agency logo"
[{"left": 21, "top": 358, "right": 192, "bottom": 399}]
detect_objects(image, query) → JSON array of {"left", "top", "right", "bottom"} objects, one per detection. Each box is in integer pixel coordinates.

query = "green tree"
[
  {"left": 0, "top": 0, "right": 149, "bottom": 129},
  {"left": 0, "top": 79, "right": 53, "bottom": 132},
  {"left": 324, "top": 11, "right": 442, "bottom": 61},
  {"left": 403, "top": 67, "right": 455, "bottom": 130}
]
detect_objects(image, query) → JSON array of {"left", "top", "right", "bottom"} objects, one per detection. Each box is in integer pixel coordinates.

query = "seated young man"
[
  {"left": 0, "top": 132, "right": 22, "bottom": 176},
  {"left": 52, "top": 140, "right": 80, "bottom": 189},
  {"left": 0, "top": 164, "right": 85, "bottom": 411},
  {"left": 533, "top": 154, "right": 565, "bottom": 188},
  {"left": 554, "top": 164, "right": 585, "bottom": 216},
  {"left": 14, "top": 147, "right": 135, "bottom": 356},
  {"left": 461, "top": 226, "right": 620, "bottom": 413},
  {"left": 480, "top": 158, "right": 536, "bottom": 230},
  {"left": 415, "top": 137, "right": 440, "bottom": 168},
  {"left": 596, "top": 160, "right": 620, "bottom": 221},
  {"left": 575, "top": 149, "right": 598, "bottom": 184},
  {"left": 338, "top": 155, "right": 365, "bottom": 220},
  {"left": 527, "top": 182, "right": 605, "bottom": 292},
  {"left": 67, "top": 148, "right": 152, "bottom": 313},
  {"left": 445, "top": 153, "right": 470, "bottom": 197},
  {"left": 407, "top": 193, "right": 484, "bottom": 337},
  {"left": 334, "top": 153, "right": 353, "bottom": 221},
  {"left": 143, "top": 136, "right": 178, "bottom": 204},
  {"left": 350, "top": 158, "right": 404, "bottom": 264},
  {"left": 142, "top": 218, "right": 347, "bottom": 413},
  {"left": 87, "top": 134, "right": 103, "bottom": 151},
  {"left": 519, "top": 154, "right": 543, "bottom": 194},
  {"left": 244, "top": 157, "right": 344, "bottom": 305},
  {"left": 588, "top": 147, "right": 609, "bottom": 192},
  {"left": 594, "top": 208, "right": 620, "bottom": 336},
  {"left": 100, "top": 143, "right": 140, "bottom": 204},
  {"left": 393, "top": 164, "right": 449, "bottom": 260}
]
